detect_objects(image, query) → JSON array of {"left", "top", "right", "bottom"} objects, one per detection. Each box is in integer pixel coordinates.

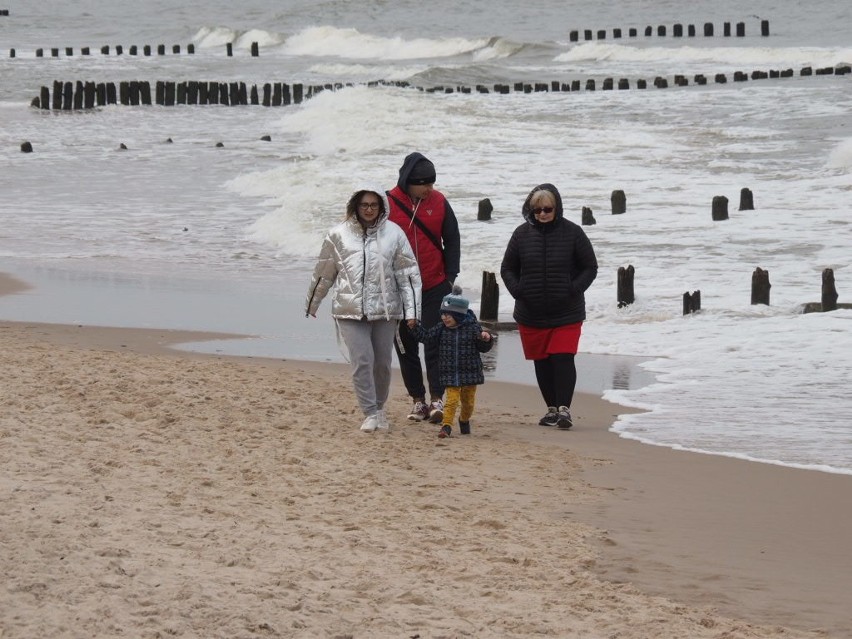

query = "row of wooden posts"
[
  {"left": 476, "top": 188, "right": 756, "bottom": 225},
  {"left": 7, "top": 19, "right": 771, "bottom": 59},
  {"left": 8, "top": 44, "right": 195, "bottom": 58},
  {"left": 568, "top": 19, "right": 770, "bottom": 41},
  {"left": 30, "top": 63, "right": 850, "bottom": 111},
  {"left": 478, "top": 267, "right": 844, "bottom": 324}
]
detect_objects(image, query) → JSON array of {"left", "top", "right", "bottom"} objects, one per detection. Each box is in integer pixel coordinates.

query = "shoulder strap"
[{"left": 388, "top": 192, "right": 444, "bottom": 255}]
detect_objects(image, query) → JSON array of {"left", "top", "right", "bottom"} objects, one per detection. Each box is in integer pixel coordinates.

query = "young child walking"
[{"left": 407, "top": 286, "right": 493, "bottom": 438}]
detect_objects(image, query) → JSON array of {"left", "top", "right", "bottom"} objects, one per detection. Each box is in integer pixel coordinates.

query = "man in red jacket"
[{"left": 386, "top": 152, "right": 461, "bottom": 423}]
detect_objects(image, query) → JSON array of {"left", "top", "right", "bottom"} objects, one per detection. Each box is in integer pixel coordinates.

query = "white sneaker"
[
  {"left": 360, "top": 414, "right": 379, "bottom": 433},
  {"left": 375, "top": 410, "right": 390, "bottom": 432}
]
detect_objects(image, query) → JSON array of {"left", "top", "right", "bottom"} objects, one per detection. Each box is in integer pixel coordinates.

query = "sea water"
[{"left": 1, "top": 0, "right": 851, "bottom": 473}]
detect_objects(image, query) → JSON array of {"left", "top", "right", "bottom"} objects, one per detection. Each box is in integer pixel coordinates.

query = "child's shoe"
[
  {"left": 438, "top": 424, "right": 452, "bottom": 438},
  {"left": 459, "top": 421, "right": 471, "bottom": 435}
]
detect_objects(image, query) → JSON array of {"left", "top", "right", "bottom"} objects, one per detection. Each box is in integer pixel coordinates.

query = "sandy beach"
[{"left": 2, "top": 273, "right": 850, "bottom": 638}]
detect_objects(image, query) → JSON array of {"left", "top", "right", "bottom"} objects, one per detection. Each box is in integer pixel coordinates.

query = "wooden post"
[
  {"left": 761, "top": 20, "right": 770, "bottom": 36},
  {"left": 477, "top": 198, "right": 493, "bottom": 221},
  {"left": 581, "top": 206, "right": 596, "bottom": 225},
  {"left": 62, "top": 81, "right": 73, "bottom": 110},
  {"left": 704, "top": 23, "right": 713, "bottom": 36},
  {"left": 84, "top": 81, "right": 95, "bottom": 109},
  {"left": 739, "top": 188, "right": 755, "bottom": 211},
  {"left": 683, "top": 290, "right": 701, "bottom": 315},
  {"left": 751, "top": 267, "right": 771, "bottom": 305},
  {"left": 251, "top": 41, "right": 259, "bottom": 57},
  {"left": 480, "top": 271, "right": 499, "bottom": 322},
  {"left": 711, "top": 195, "right": 729, "bottom": 221},
  {"left": 226, "top": 42, "right": 233, "bottom": 57},
  {"left": 40, "top": 86, "right": 49, "bottom": 110},
  {"left": 20, "top": 141, "right": 33, "bottom": 153},
  {"left": 611, "top": 189, "right": 626, "bottom": 214},
  {"left": 822, "top": 268, "right": 838, "bottom": 311},
  {"left": 617, "top": 265, "right": 635, "bottom": 308}
]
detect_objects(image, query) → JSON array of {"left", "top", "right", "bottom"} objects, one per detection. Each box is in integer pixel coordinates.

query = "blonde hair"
[{"left": 529, "top": 189, "right": 555, "bottom": 208}]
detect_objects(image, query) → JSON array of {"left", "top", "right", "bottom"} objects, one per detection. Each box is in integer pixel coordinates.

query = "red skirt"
[{"left": 518, "top": 322, "right": 583, "bottom": 360}]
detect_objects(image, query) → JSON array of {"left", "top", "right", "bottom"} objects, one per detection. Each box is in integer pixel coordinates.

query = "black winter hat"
[{"left": 407, "top": 158, "right": 436, "bottom": 185}]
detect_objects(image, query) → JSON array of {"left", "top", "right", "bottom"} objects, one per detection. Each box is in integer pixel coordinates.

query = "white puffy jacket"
[{"left": 305, "top": 204, "right": 421, "bottom": 321}]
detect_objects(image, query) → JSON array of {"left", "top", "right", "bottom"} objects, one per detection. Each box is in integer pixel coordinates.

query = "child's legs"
[
  {"left": 443, "top": 386, "right": 462, "bottom": 426},
  {"left": 459, "top": 385, "right": 477, "bottom": 422}
]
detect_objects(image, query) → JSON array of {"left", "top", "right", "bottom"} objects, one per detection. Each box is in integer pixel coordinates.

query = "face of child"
[{"left": 441, "top": 312, "right": 458, "bottom": 328}]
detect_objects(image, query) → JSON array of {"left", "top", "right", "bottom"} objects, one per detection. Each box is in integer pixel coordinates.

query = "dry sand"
[{"left": 2, "top": 273, "right": 850, "bottom": 638}]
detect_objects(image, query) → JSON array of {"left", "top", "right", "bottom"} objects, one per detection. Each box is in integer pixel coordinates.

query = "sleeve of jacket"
[
  {"left": 392, "top": 227, "right": 422, "bottom": 320},
  {"left": 572, "top": 227, "right": 598, "bottom": 295},
  {"left": 441, "top": 200, "right": 461, "bottom": 281},
  {"left": 500, "top": 229, "right": 522, "bottom": 300},
  {"left": 475, "top": 320, "right": 494, "bottom": 353},
  {"left": 305, "top": 234, "right": 338, "bottom": 317}
]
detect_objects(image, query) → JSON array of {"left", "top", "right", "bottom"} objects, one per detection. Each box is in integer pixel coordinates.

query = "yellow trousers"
[{"left": 443, "top": 385, "right": 477, "bottom": 425}]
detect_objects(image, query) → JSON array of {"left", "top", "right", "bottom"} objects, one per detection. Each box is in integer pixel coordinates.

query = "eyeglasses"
[
  {"left": 531, "top": 206, "right": 555, "bottom": 215},
  {"left": 358, "top": 202, "right": 380, "bottom": 211}
]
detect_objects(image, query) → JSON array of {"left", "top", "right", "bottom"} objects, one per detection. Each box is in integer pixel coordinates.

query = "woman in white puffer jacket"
[{"left": 306, "top": 188, "right": 422, "bottom": 433}]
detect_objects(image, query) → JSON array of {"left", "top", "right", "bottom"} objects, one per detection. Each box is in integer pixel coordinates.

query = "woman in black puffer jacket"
[{"left": 500, "top": 183, "right": 598, "bottom": 430}]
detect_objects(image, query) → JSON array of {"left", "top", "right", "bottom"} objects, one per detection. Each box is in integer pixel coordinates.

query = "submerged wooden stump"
[
  {"left": 712, "top": 195, "right": 729, "bottom": 221},
  {"left": 683, "top": 290, "right": 701, "bottom": 315},
  {"left": 581, "top": 206, "right": 596, "bottom": 225},
  {"left": 611, "top": 189, "right": 626, "bottom": 214},
  {"left": 617, "top": 265, "right": 635, "bottom": 308},
  {"left": 480, "top": 271, "right": 499, "bottom": 322},
  {"left": 739, "top": 187, "right": 755, "bottom": 210},
  {"left": 751, "top": 267, "right": 771, "bottom": 305},
  {"left": 822, "top": 268, "right": 838, "bottom": 311},
  {"left": 477, "top": 198, "right": 493, "bottom": 221}
]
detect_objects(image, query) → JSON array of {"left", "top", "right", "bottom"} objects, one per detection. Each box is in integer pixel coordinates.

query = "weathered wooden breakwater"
[{"left": 30, "top": 62, "right": 850, "bottom": 111}]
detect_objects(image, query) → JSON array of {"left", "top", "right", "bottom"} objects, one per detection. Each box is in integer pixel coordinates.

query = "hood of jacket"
[
  {"left": 396, "top": 151, "right": 431, "bottom": 190},
  {"left": 521, "top": 182, "right": 565, "bottom": 227}
]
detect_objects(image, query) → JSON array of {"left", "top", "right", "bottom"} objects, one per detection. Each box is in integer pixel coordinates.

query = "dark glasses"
[{"left": 531, "top": 206, "right": 555, "bottom": 215}]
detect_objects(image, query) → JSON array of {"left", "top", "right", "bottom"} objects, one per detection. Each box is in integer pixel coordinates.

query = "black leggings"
[
  {"left": 533, "top": 353, "right": 577, "bottom": 409},
  {"left": 394, "top": 280, "right": 452, "bottom": 400}
]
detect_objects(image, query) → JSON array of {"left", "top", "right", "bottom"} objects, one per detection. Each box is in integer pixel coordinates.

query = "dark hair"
[{"left": 346, "top": 190, "right": 386, "bottom": 220}]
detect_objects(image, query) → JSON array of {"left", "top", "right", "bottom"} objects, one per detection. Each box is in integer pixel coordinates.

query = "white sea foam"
[
  {"left": 555, "top": 42, "right": 852, "bottom": 70},
  {"left": 282, "top": 25, "right": 489, "bottom": 60},
  {"left": 827, "top": 137, "right": 852, "bottom": 169}
]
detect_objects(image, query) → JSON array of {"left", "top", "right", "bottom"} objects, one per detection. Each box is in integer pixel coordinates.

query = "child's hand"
[
  {"left": 480, "top": 331, "right": 492, "bottom": 342},
  {"left": 407, "top": 319, "right": 418, "bottom": 329}
]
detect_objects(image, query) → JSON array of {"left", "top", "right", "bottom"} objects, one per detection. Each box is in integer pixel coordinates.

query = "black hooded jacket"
[{"left": 500, "top": 183, "right": 598, "bottom": 327}]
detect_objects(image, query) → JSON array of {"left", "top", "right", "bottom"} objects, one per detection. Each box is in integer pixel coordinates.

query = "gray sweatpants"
[{"left": 336, "top": 318, "right": 397, "bottom": 417}]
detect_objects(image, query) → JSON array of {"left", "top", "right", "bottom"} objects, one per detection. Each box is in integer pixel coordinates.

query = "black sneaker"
[
  {"left": 556, "top": 406, "right": 573, "bottom": 430},
  {"left": 459, "top": 421, "right": 471, "bottom": 435},
  {"left": 539, "top": 407, "right": 558, "bottom": 427},
  {"left": 438, "top": 424, "right": 452, "bottom": 438}
]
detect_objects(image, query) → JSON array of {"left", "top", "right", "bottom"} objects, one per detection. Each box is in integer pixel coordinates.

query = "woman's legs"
[
  {"left": 549, "top": 352, "right": 577, "bottom": 409},
  {"left": 371, "top": 320, "right": 397, "bottom": 411},
  {"left": 337, "top": 319, "right": 379, "bottom": 416},
  {"left": 533, "top": 357, "right": 556, "bottom": 408}
]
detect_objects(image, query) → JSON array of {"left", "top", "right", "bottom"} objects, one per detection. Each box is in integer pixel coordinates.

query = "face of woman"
[
  {"left": 530, "top": 197, "right": 556, "bottom": 223},
  {"left": 357, "top": 193, "right": 382, "bottom": 225}
]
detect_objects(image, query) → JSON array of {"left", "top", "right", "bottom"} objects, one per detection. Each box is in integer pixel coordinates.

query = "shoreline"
[{"left": 3, "top": 273, "right": 852, "bottom": 636}]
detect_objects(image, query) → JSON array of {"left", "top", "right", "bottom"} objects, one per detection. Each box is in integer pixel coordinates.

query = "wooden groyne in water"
[{"left": 30, "top": 64, "right": 850, "bottom": 110}]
